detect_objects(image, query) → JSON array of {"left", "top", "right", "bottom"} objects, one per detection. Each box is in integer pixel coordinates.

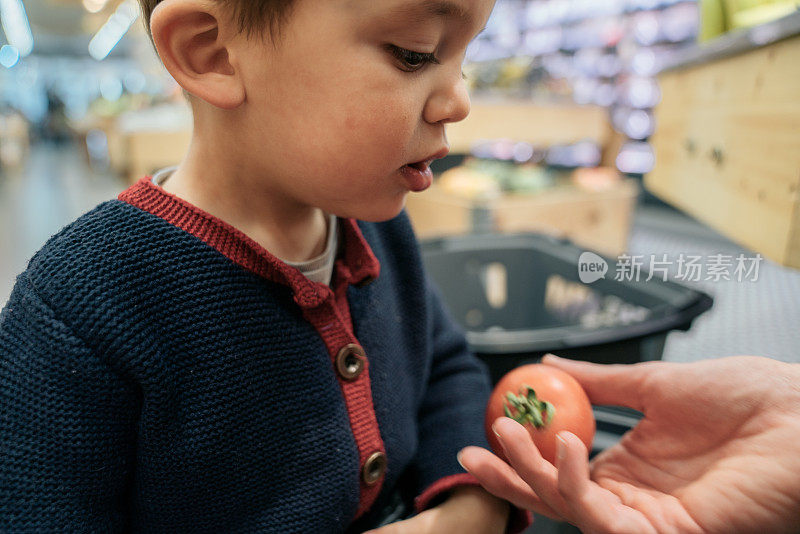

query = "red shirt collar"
[{"left": 118, "top": 176, "right": 380, "bottom": 308}]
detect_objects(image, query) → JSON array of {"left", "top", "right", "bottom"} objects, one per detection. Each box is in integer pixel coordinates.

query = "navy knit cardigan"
[{"left": 0, "top": 177, "right": 529, "bottom": 533}]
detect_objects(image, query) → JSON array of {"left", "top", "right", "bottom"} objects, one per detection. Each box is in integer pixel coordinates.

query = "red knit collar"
[{"left": 118, "top": 176, "right": 380, "bottom": 308}]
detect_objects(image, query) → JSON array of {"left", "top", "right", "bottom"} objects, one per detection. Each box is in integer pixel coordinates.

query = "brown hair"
[{"left": 139, "top": 0, "right": 296, "bottom": 44}]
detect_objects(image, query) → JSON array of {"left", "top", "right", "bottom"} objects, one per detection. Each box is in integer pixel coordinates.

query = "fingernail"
[
  {"left": 492, "top": 420, "right": 502, "bottom": 438},
  {"left": 556, "top": 433, "right": 567, "bottom": 461},
  {"left": 457, "top": 450, "right": 465, "bottom": 470}
]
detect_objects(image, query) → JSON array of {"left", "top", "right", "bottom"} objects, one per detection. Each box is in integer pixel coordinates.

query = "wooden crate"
[
  {"left": 646, "top": 32, "right": 800, "bottom": 268},
  {"left": 405, "top": 179, "right": 640, "bottom": 257}
]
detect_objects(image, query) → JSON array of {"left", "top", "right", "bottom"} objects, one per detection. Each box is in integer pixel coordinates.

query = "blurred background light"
[
  {"left": 616, "top": 141, "right": 656, "bottom": 174},
  {"left": 88, "top": 0, "right": 139, "bottom": 61},
  {"left": 0, "top": 0, "right": 35, "bottom": 57},
  {"left": 82, "top": 0, "right": 108, "bottom": 13},
  {"left": 99, "top": 76, "right": 123, "bottom": 101},
  {"left": 0, "top": 44, "right": 20, "bottom": 69}
]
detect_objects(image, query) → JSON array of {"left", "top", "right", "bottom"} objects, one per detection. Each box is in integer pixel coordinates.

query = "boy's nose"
[{"left": 423, "top": 71, "right": 471, "bottom": 125}]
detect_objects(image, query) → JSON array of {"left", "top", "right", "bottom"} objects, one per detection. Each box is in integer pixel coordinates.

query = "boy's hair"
[{"left": 139, "top": 0, "right": 295, "bottom": 44}]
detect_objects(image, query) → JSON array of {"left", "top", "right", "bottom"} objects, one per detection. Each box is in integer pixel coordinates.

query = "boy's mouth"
[
  {"left": 399, "top": 147, "right": 450, "bottom": 192},
  {"left": 405, "top": 161, "right": 431, "bottom": 171},
  {"left": 403, "top": 147, "right": 450, "bottom": 171}
]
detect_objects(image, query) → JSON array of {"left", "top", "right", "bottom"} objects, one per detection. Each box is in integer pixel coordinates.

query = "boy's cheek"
[{"left": 338, "top": 95, "right": 413, "bottom": 140}]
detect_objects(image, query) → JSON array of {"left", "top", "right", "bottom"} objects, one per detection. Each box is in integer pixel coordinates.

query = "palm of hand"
[
  {"left": 587, "top": 360, "right": 800, "bottom": 533},
  {"left": 592, "top": 405, "right": 800, "bottom": 533}
]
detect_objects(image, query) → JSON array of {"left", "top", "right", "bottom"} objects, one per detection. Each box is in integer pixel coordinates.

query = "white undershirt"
[{"left": 151, "top": 167, "right": 339, "bottom": 286}]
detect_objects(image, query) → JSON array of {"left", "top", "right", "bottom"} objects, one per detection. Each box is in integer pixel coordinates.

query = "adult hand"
[
  {"left": 459, "top": 355, "right": 800, "bottom": 534},
  {"left": 364, "top": 486, "right": 509, "bottom": 534}
]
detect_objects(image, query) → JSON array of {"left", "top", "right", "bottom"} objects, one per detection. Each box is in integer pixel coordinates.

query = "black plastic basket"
[
  {"left": 421, "top": 233, "right": 714, "bottom": 384},
  {"left": 422, "top": 233, "right": 714, "bottom": 533}
]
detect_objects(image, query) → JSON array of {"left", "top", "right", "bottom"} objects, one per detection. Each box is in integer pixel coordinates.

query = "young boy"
[{"left": 0, "top": 0, "right": 530, "bottom": 531}]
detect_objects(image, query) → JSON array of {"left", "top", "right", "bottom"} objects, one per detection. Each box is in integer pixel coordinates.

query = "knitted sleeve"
[
  {"left": 411, "top": 273, "right": 531, "bottom": 532},
  {"left": 0, "top": 274, "right": 138, "bottom": 532}
]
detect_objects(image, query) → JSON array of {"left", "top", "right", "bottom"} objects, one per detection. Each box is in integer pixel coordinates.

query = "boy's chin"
[{"left": 338, "top": 198, "right": 408, "bottom": 223}]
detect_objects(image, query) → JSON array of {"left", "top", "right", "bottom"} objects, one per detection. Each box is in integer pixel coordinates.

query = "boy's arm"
[
  {"left": 0, "top": 274, "right": 138, "bottom": 532},
  {"left": 410, "top": 274, "right": 531, "bottom": 533}
]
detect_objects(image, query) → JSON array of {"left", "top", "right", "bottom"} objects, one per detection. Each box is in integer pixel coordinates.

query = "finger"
[
  {"left": 493, "top": 417, "right": 568, "bottom": 516},
  {"left": 542, "top": 354, "right": 655, "bottom": 411},
  {"left": 555, "top": 432, "right": 659, "bottom": 534},
  {"left": 458, "top": 446, "right": 563, "bottom": 520},
  {"left": 555, "top": 432, "right": 624, "bottom": 528},
  {"left": 555, "top": 431, "right": 590, "bottom": 504}
]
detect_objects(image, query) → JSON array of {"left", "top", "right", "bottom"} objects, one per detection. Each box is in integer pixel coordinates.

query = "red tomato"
[{"left": 485, "top": 364, "right": 595, "bottom": 464}]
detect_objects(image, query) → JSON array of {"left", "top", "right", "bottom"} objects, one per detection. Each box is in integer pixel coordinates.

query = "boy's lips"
[
  {"left": 399, "top": 147, "right": 450, "bottom": 192},
  {"left": 407, "top": 147, "right": 450, "bottom": 170}
]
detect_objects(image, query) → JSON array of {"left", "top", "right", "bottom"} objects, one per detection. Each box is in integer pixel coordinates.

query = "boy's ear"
[{"left": 150, "top": 0, "right": 245, "bottom": 109}]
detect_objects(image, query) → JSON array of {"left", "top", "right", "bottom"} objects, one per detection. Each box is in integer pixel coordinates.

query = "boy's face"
[{"left": 230, "top": 0, "right": 495, "bottom": 221}]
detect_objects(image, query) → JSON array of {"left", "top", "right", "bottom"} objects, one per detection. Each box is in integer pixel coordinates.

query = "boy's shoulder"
[
  {"left": 28, "top": 199, "right": 158, "bottom": 269},
  {"left": 28, "top": 199, "right": 128, "bottom": 263},
  {"left": 21, "top": 198, "right": 198, "bottom": 303}
]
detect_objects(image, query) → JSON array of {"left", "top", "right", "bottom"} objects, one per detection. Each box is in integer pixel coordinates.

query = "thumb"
[{"left": 542, "top": 354, "right": 657, "bottom": 412}]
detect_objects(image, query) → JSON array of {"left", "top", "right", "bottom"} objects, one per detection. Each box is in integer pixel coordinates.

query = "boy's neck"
[{"left": 162, "top": 134, "right": 329, "bottom": 263}]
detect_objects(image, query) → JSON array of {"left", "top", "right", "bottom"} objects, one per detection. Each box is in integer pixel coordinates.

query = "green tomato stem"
[{"left": 503, "top": 385, "right": 555, "bottom": 429}]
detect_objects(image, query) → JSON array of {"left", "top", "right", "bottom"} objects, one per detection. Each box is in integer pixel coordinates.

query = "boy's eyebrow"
[{"left": 387, "top": 0, "right": 475, "bottom": 26}]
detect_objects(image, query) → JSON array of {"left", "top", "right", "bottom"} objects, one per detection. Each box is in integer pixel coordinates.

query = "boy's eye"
[{"left": 386, "top": 45, "right": 440, "bottom": 72}]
